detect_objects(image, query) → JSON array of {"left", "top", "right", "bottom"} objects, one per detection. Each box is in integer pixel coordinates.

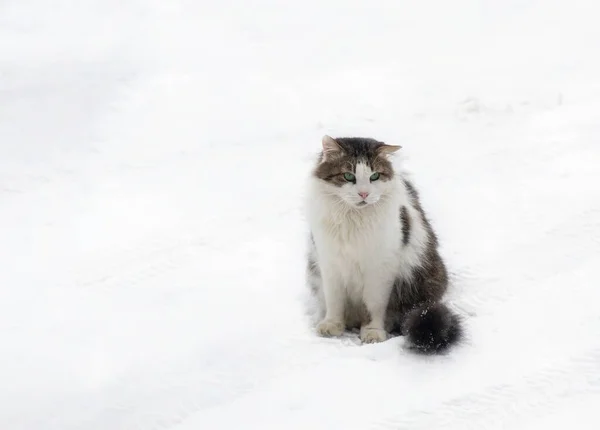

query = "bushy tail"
[{"left": 402, "top": 302, "right": 463, "bottom": 354}]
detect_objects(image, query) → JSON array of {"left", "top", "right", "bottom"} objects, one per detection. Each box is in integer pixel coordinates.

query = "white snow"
[{"left": 2, "top": 0, "right": 600, "bottom": 429}]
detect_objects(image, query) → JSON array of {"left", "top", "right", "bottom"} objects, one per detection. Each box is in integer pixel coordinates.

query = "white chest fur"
[{"left": 306, "top": 177, "right": 423, "bottom": 305}]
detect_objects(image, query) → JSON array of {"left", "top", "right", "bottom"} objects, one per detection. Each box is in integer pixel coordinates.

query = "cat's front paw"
[
  {"left": 316, "top": 319, "right": 345, "bottom": 337},
  {"left": 360, "top": 327, "right": 388, "bottom": 344}
]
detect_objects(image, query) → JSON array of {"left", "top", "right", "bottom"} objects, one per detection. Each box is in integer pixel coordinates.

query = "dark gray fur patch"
[
  {"left": 400, "top": 206, "right": 410, "bottom": 245},
  {"left": 385, "top": 243, "right": 449, "bottom": 334},
  {"left": 402, "top": 302, "right": 463, "bottom": 354}
]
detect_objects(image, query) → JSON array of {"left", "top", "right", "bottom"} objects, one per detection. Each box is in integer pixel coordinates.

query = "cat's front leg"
[
  {"left": 360, "top": 275, "right": 393, "bottom": 343},
  {"left": 316, "top": 273, "right": 346, "bottom": 337}
]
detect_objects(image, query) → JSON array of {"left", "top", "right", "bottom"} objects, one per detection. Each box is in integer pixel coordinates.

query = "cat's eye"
[
  {"left": 343, "top": 172, "right": 356, "bottom": 182},
  {"left": 370, "top": 172, "right": 380, "bottom": 181}
]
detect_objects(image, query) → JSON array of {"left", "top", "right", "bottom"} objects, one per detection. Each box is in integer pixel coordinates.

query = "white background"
[{"left": 1, "top": 0, "right": 599, "bottom": 428}]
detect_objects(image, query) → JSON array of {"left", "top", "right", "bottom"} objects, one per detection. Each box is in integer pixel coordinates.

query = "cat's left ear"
[
  {"left": 321, "top": 135, "right": 343, "bottom": 161},
  {"left": 377, "top": 144, "right": 402, "bottom": 156}
]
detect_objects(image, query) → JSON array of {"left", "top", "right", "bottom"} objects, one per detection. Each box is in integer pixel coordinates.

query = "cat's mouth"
[{"left": 356, "top": 201, "right": 368, "bottom": 207}]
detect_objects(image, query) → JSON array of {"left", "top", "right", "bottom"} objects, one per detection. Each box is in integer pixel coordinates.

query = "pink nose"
[{"left": 358, "top": 191, "right": 369, "bottom": 200}]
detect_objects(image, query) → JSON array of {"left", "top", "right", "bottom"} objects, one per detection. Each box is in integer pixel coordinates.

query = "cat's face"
[{"left": 313, "top": 136, "right": 401, "bottom": 208}]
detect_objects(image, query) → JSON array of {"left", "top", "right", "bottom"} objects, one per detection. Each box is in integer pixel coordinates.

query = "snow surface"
[{"left": 2, "top": 0, "right": 600, "bottom": 429}]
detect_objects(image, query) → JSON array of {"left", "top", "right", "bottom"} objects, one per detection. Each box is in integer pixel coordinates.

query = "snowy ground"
[{"left": 2, "top": 0, "right": 600, "bottom": 429}]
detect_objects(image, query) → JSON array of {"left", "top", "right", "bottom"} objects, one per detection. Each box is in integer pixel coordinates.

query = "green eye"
[
  {"left": 343, "top": 172, "right": 356, "bottom": 182},
  {"left": 370, "top": 172, "right": 380, "bottom": 181}
]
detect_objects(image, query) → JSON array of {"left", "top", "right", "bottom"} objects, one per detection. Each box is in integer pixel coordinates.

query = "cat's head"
[{"left": 313, "top": 135, "right": 401, "bottom": 208}]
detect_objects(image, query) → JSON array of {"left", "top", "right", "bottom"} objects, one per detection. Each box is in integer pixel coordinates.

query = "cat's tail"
[{"left": 402, "top": 302, "right": 463, "bottom": 354}]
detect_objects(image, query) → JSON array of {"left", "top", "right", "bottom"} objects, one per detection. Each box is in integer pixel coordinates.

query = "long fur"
[
  {"left": 402, "top": 302, "right": 463, "bottom": 354},
  {"left": 306, "top": 136, "right": 463, "bottom": 354}
]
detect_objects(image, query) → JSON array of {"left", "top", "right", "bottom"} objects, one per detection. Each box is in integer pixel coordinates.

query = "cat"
[{"left": 306, "top": 135, "right": 463, "bottom": 354}]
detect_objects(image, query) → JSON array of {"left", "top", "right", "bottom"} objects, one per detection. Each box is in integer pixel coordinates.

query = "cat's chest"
[{"left": 317, "top": 211, "right": 401, "bottom": 265}]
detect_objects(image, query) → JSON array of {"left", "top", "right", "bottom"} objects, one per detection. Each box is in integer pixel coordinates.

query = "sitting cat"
[{"left": 306, "top": 135, "right": 463, "bottom": 354}]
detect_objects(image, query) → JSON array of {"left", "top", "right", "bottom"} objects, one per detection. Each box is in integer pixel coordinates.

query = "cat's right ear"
[
  {"left": 377, "top": 144, "right": 402, "bottom": 156},
  {"left": 321, "top": 135, "right": 343, "bottom": 161}
]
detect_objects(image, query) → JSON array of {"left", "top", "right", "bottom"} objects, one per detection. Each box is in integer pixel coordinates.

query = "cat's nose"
[{"left": 358, "top": 191, "right": 369, "bottom": 200}]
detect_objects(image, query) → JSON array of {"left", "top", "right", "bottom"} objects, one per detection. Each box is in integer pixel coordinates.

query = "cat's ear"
[
  {"left": 377, "top": 144, "right": 402, "bottom": 156},
  {"left": 321, "top": 135, "right": 343, "bottom": 161}
]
